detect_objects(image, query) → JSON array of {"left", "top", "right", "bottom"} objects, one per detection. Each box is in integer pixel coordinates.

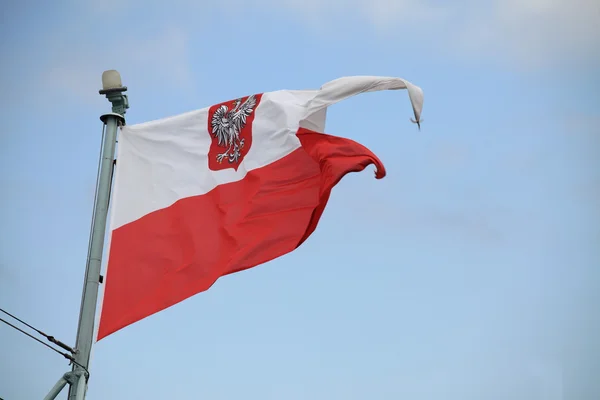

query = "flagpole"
[{"left": 66, "top": 70, "right": 128, "bottom": 400}]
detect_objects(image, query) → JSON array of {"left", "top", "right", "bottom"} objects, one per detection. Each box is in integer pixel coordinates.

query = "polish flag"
[{"left": 97, "top": 76, "right": 423, "bottom": 340}]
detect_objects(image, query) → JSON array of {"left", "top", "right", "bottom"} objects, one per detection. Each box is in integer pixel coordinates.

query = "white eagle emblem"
[{"left": 210, "top": 95, "right": 257, "bottom": 164}]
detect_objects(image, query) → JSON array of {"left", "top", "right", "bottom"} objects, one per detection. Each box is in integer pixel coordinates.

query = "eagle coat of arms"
[{"left": 207, "top": 94, "right": 262, "bottom": 171}]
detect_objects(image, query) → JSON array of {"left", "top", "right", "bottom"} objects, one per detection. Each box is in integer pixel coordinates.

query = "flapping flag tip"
[{"left": 410, "top": 117, "right": 422, "bottom": 130}]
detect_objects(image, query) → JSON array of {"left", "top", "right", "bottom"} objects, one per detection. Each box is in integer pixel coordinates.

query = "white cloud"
[
  {"left": 12, "top": 0, "right": 597, "bottom": 108},
  {"left": 455, "top": 0, "right": 600, "bottom": 68},
  {"left": 35, "top": 26, "right": 192, "bottom": 105},
  {"left": 237, "top": 0, "right": 600, "bottom": 68},
  {"left": 49, "top": 0, "right": 598, "bottom": 76}
]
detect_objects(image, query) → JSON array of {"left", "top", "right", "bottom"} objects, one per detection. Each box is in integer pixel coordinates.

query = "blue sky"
[{"left": 1, "top": 1, "right": 598, "bottom": 399}]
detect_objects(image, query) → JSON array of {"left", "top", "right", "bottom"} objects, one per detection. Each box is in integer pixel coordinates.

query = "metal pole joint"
[
  {"left": 99, "top": 88, "right": 129, "bottom": 116},
  {"left": 64, "top": 371, "right": 78, "bottom": 385}
]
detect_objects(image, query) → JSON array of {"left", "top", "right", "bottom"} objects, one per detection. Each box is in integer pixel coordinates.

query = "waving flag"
[{"left": 97, "top": 76, "right": 423, "bottom": 339}]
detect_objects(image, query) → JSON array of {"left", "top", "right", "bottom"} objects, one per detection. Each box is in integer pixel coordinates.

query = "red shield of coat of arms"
[{"left": 207, "top": 93, "right": 263, "bottom": 171}]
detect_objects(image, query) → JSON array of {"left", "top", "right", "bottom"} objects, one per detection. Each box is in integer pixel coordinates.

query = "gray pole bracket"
[
  {"left": 43, "top": 371, "right": 79, "bottom": 400},
  {"left": 99, "top": 85, "right": 129, "bottom": 119}
]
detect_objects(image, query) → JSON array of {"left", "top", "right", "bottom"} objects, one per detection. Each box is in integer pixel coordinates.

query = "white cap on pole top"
[{"left": 101, "top": 70, "right": 122, "bottom": 90}]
